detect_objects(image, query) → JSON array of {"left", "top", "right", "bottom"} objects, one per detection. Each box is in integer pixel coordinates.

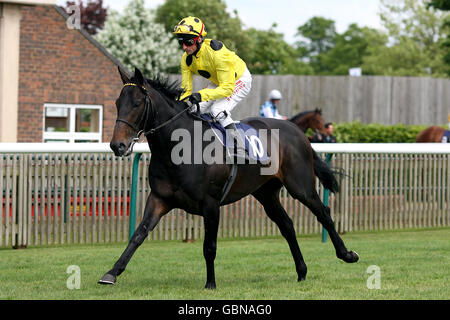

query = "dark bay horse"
[
  {"left": 98, "top": 67, "right": 358, "bottom": 289},
  {"left": 416, "top": 126, "right": 448, "bottom": 142},
  {"left": 289, "top": 109, "right": 326, "bottom": 134}
]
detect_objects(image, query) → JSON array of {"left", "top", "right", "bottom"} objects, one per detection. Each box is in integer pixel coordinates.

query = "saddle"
[
  {"left": 198, "top": 114, "right": 271, "bottom": 204},
  {"left": 200, "top": 114, "right": 270, "bottom": 164}
]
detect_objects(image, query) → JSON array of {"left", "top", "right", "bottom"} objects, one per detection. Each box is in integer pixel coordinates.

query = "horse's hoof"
[
  {"left": 98, "top": 273, "right": 116, "bottom": 285},
  {"left": 345, "top": 251, "right": 359, "bottom": 263},
  {"left": 204, "top": 282, "right": 216, "bottom": 290},
  {"left": 297, "top": 267, "right": 307, "bottom": 282}
]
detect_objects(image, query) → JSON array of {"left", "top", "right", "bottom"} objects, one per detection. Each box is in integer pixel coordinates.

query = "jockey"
[
  {"left": 173, "top": 16, "right": 252, "bottom": 162},
  {"left": 260, "top": 89, "right": 287, "bottom": 119}
]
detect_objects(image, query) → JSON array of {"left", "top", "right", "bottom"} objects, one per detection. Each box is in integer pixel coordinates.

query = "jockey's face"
[{"left": 182, "top": 41, "right": 197, "bottom": 55}]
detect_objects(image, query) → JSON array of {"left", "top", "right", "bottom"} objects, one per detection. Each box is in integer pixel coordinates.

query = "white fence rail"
[{"left": 1, "top": 143, "right": 449, "bottom": 248}]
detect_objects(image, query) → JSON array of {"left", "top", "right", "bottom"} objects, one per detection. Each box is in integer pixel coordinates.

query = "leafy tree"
[
  {"left": 316, "top": 24, "right": 386, "bottom": 75},
  {"left": 296, "top": 17, "right": 337, "bottom": 55},
  {"left": 244, "top": 25, "right": 313, "bottom": 75},
  {"left": 292, "top": 2, "right": 449, "bottom": 77},
  {"left": 427, "top": 0, "right": 450, "bottom": 76},
  {"left": 65, "top": 0, "right": 108, "bottom": 35},
  {"left": 295, "top": 17, "right": 337, "bottom": 73},
  {"left": 380, "top": 0, "right": 445, "bottom": 47},
  {"left": 362, "top": 37, "right": 433, "bottom": 76},
  {"left": 427, "top": 0, "right": 450, "bottom": 10},
  {"left": 374, "top": 0, "right": 449, "bottom": 77},
  {"left": 95, "top": 0, "right": 180, "bottom": 77}
]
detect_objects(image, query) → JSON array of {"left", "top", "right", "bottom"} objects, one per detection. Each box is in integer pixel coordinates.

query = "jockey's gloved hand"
[{"left": 188, "top": 93, "right": 202, "bottom": 105}]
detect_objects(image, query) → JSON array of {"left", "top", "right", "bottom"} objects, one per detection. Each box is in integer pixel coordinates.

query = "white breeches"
[{"left": 198, "top": 67, "right": 252, "bottom": 128}]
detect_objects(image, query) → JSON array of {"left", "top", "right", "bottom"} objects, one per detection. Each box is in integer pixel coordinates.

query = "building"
[{"left": 0, "top": 0, "right": 127, "bottom": 143}]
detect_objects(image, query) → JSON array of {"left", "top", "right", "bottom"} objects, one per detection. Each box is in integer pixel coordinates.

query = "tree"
[
  {"left": 380, "top": 0, "right": 445, "bottom": 47},
  {"left": 427, "top": 0, "right": 450, "bottom": 10},
  {"left": 296, "top": 17, "right": 337, "bottom": 56},
  {"left": 65, "top": 0, "right": 107, "bottom": 35},
  {"left": 427, "top": 0, "right": 450, "bottom": 76},
  {"left": 244, "top": 25, "right": 313, "bottom": 75},
  {"left": 95, "top": 0, "right": 180, "bottom": 77},
  {"left": 374, "top": 0, "right": 449, "bottom": 77},
  {"left": 362, "top": 37, "right": 433, "bottom": 76},
  {"left": 295, "top": 17, "right": 337, "bottom": 74},
  {"left": 321, "top": 24, "right": 387, "bottom": 75}
]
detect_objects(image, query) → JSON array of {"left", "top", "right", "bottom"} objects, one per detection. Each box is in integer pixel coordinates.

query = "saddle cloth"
[
  {"left": 200, "top": 114, "right": 270, "bottom": 163},
  {"left": 442, "top": 130, "right": 450, "bottom": 143}
]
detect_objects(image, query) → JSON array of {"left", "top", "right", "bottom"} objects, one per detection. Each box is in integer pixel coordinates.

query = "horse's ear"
[
  {"left": 134, "top": 67, "right": 145, "bottom": 87},
  {"left": 118, "top": 66, "right": 130, "bottom": 84},
  {"left": 315, "top": 108, "right": 322, "bottom": 114}
]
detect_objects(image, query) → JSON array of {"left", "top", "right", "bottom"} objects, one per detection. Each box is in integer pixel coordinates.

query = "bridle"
[
  {"left": 115, "top": 82, "right": 195, "bottom": 143},
  {"left": 115, "top": 83, "right": 150, "bottom": 143}
]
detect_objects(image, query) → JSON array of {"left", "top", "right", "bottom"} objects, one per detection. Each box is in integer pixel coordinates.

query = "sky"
[{"left": 58, "top": 0, "right": 384, "bottom": 44}]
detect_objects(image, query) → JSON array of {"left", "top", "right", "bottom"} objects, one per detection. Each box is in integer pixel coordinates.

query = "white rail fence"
[{"left": 0, "top": 143, "right": 449, "bottom": 248}]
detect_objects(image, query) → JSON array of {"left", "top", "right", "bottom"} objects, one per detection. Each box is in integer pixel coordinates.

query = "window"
[{"left": 43, "top": 104, "right": 103, "bottom": 143}]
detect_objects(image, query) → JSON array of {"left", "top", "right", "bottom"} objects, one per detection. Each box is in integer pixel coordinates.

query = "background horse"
[
  {"left": 416, "top": 126, "right": 448, "bottom": 142},
  {"left": 289, "top": 109, "right": 326, "bottom": 134},
  {"left": 99, "top": 67, "right": 358, "bottom": 289}
]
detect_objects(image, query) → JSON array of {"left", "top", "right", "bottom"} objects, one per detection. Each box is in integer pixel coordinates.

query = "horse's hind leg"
[
  {"left": 98, "top": 192, "right": 171, "bottom": 284},
  {"left": 287, "top": 181, "right": 358, "bottom": 263},
  {"left": 252, "top": 180, "right": 308, "bottom": 281}
]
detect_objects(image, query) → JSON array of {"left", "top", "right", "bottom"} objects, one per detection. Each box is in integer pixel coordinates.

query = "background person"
[
  {"left": 310, "top": 122, "right": 337, "bottom": 143},
  {"left": 259, "top": 89, "right": 287, "bottom": 119}
]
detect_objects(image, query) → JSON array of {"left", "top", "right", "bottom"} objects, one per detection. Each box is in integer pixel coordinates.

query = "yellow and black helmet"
[{"left": 173, "top": 16, "right": 207, "bottom": 38}]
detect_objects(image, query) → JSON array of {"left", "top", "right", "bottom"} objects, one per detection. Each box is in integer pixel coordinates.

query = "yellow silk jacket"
[{"left": 179, "top": 39, "right": 247, "bottom": 102}]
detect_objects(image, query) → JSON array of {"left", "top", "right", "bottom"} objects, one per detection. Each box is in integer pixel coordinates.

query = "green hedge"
[{"left": 307, "top": 122, "right": 444, "bottom": 143}]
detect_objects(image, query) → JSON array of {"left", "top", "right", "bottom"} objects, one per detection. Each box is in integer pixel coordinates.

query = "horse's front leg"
[
  {"left": 202, "top": 197, "right": 221, "bottom": 289},
  {"left": 98, "top": 192, "right": 171, "bottom": 284}
]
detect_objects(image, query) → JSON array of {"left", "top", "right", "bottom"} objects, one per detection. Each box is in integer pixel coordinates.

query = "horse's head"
[
  {"left": 290, "top": 108, "right": 326, "bottom": 134},
  {"left": 110, "top": 67, "right": 151, "bottom": 156},
  {"left": 310, "top": 108, "right": 326, "bottom": 134}
]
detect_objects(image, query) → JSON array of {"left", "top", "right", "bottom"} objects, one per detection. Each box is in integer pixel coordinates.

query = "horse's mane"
[
  {"left": 290, "top": 108, "right": 322, "bottom": 122},
  {"left": 130, "top": 75, "right": 184, "bottom": 102}
]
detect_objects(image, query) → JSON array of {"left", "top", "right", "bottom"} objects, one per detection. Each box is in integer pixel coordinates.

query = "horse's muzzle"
[{"left": 110, "top": 141, "right": 129, "bottom": 157}]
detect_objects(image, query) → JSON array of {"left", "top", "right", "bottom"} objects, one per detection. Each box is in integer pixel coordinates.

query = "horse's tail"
[{"left": 312, "top": 148, "right": 342, "bottom": 193}]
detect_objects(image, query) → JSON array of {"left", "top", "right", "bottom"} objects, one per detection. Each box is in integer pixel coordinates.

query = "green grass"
[{"left": 0, "top": 228, "right": 449, "bottom": 300}]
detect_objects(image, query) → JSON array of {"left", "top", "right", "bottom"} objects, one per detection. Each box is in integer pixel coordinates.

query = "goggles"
[
  {"left": 174, "top": 24, "right": 195, "bottom": 34},
  {"left": 178, "top": 37, "right": 197, "bottom": 47}
]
